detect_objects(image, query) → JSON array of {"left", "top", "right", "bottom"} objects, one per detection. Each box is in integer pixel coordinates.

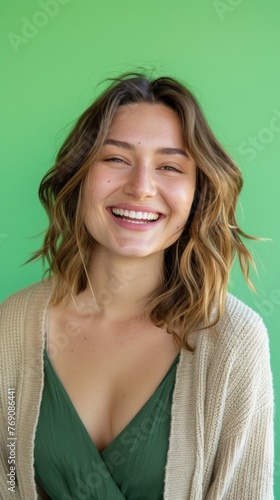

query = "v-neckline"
[{"left": 43, "top": 347, "right": 180, "bottom": 454}]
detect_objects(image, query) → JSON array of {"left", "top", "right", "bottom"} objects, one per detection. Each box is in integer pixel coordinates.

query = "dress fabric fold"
[{"left": 34, "top": 348, "right": 180, "bottom": 500}]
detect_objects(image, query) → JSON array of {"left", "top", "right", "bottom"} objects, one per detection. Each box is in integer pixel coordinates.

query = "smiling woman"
[
  {"left": 0, "top": 73, "right": 274, "bottom": 499},
  {"left": 83, "top": 103, "right": 196, "bottom": 260}
]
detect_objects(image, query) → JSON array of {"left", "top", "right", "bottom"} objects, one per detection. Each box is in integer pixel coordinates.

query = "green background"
[{"left": 1, "top": 0, "right": 279, "bottom": 493}]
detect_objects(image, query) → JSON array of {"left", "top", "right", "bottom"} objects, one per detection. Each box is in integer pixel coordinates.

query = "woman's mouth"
[{"left": 111, "top": 207, "right": 160, "bottom": 224}]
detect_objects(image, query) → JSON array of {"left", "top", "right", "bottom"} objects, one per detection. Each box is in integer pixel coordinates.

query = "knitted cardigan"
[{"left": 0, "top": 280, "right": 274, "bottom": 499}]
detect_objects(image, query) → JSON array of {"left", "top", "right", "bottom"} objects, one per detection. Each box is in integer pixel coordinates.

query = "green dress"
[{"left": 34, "top": 348, "right": 180, "bottom": 500}]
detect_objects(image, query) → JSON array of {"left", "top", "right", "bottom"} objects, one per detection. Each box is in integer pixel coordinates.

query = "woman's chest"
[{"left": 46, "top": 309, "right": 179, "bottom": 451}]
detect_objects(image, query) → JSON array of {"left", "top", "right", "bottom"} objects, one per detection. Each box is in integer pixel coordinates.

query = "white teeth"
[{"left": 112, "top": 208, "right": 159, "bottom": 221}]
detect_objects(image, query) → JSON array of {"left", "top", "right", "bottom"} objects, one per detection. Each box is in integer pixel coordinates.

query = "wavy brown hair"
[{"left": 28, "top": 72, "right": 255, "bottom": 350}]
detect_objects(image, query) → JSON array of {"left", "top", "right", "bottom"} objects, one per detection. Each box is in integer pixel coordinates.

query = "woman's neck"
[{"left": 71, "top": 248, "right": 164, "bottom": 320}]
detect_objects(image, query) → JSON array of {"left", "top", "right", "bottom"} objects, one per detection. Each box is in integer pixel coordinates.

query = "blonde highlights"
[{"left": 28, "top": 72, "right": 255, "bottom": 350}]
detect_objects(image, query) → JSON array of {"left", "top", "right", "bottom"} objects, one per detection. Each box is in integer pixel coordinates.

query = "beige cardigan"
[{"left": 0, "top": 280, "right": 274, "bottom": 499}]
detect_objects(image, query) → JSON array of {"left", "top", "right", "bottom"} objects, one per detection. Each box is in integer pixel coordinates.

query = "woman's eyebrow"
[
  {"left": 105, "top": 139, "right": 189, "bottom": 158},
  {"left": 105, "top": 139, "right": 135, "bottom": 151},
  {"left": 156, "top": 147, "right": 189, "bottom": 159}
]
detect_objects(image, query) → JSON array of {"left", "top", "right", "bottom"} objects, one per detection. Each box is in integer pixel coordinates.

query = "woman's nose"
[{"left": 123, "top": 165, "right": 157, "bottom": 199}]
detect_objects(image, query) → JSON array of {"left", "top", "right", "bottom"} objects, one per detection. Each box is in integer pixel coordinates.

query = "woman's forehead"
[{"left": 106, "top": 103, "right": 186, "bottom": 147}]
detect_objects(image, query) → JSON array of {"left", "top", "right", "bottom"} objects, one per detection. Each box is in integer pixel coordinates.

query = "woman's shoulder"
[
  {"left": 209, "top": 292, "right": 270, "bottom": 364},
  {"left": 0, "top": 279, "right": 52, "bottom": 329},
  {"left": 0, "top": 279, "right": 53, "bottom": 358},
  {"left": 222, "top": 292, "right": 268, "bottom": 339},
  {"left": 187, "top": 293, "right": 270, "bottom": 365},
  {"left": 1, "top": 279, "right": 52, "bottom": 308},
  {"left": 185, "top": 294, "right": 273, "bottom": 407}
]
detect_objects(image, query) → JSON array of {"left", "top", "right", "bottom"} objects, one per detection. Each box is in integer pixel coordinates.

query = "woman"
[{"left": 0, "top": 73, "right": 274, "bottom": 499}]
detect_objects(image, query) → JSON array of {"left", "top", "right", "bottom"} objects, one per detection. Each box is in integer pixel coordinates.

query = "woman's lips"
[
  {"left": 107, "top": 206, "right": 164, "bottom": 230},
  {"left": 111, "top": 207, "right": 160, "bottom": 222}
]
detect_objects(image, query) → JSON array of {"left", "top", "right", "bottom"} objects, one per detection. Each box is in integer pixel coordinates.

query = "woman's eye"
[
  {"left": 104, "top": 157, "right": 125, "bottom": 163},
  {"left": 160, "top": 165, "right": 182, "bottom": 173}
]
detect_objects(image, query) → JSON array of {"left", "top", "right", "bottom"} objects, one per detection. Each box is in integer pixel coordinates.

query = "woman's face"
[{"left": 84, "top": 103, "right": 197, "bottom": 260}]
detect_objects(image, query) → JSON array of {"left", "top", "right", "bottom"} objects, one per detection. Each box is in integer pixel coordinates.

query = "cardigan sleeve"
[
  {"left": 205, "top": 314, "right": 274, "bottom": 499},
  {"left": 206, "top": 407, "right": 274, "bottom": 499},
  {"left": 0, "top": 281, "right": 51, "bottom": 500}
]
